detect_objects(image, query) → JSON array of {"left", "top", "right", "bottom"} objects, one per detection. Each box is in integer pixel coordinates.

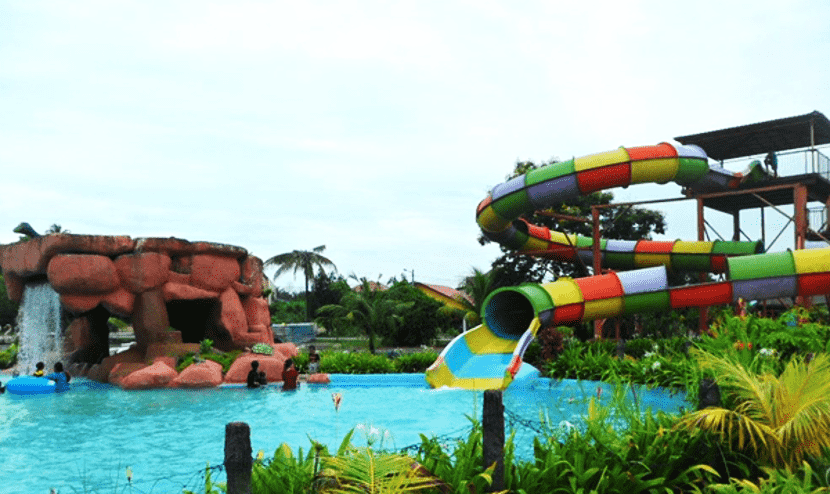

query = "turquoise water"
[{"left": 0, "top": 376, "right": 687, "bottom": 493}]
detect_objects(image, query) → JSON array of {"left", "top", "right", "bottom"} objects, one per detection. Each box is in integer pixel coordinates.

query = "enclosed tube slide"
[{"left": 426, "top": 142, "right": 830, "bottom": 390}]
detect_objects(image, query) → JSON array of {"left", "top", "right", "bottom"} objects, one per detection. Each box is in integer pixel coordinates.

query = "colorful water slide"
[{"left": 426, "top": 142, "right": 830, "bottom": 390}]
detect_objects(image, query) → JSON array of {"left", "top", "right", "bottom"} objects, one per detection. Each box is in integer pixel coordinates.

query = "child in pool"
[
  {"left": 282, "top": 358, "right": 299, "bottom": 391},
  {"left": 308, "top": 345, "right": 320, "bottom": 373},
  {"left": 33, "top": 362, "right": 45, "bottom": 377},
  {"left": 46, "top": 362, "right": 71, "bottom": 392}
]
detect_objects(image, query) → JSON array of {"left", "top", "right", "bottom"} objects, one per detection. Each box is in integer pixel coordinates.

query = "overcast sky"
[{"left": 2, "top": 1, "right": 829, "bottom": 292}]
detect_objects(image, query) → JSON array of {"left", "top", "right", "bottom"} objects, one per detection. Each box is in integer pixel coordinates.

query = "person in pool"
[
  {"left": 33, "top": 362, "right": 45, "bottom": 377},
  {"left": 308, "top": 345, "right": 320, "bottom": 373},
  {"left": 282, "top": 358, "right": 299, "bottom": 391},
  {"left": 247, "top": 360, "right": 263, "bottom": 388},
  {"left": 46, "top": 362, "right": 71, "bottom": 392}
]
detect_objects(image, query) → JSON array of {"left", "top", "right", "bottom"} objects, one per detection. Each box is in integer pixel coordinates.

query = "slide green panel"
[
  {"left": 491, "top": 190, "right": 534, "bottom": 221},
  {"left": 525, "top": 159, "right": 576, "bottom": 185},
  {"left": 623, "top": 291, "right": 671, "bottom": 315},
  {"left": 673, "top": 158, "right": 709, "bottom": 185},
  {"left": 728, "top": 251, "right": 795, "bottom": 280}
]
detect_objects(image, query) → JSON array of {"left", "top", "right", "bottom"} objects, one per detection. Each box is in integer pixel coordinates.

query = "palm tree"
[
  {"left": 264, "top": 245, "right": 336, "bottom": 321},
  {"left": 319, "top": 445, "right": 443, "bottom": 493},
  {"left": 453, "top": 267, "right": 499, "bottom": 330},
  {"left": 45, "top": 224, "right": 69, "bottom": 235},
  {"left": 677, "top": 349, "right": 830, "bottom": 470},
  {"left": 316, "top": 276, "right": 412, "bottom": 354}
]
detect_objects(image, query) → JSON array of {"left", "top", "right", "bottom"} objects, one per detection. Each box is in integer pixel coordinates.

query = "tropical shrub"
[
  {"left": 412, "top": 420, "right": 500, "bottom": 494},
  {"left": 270, "top": 299, "right": 307, "bottom": 324},
  {"left": 0, "top": 342, "right": 18, "bottom": 369},
  {"left": 677, "top": 349, "right": 830, "bottom": 470},
  {"left": 391, "top": 351, "right": 438, "bottom": 373},
  {"left": 696, "top": 462, "right": 830, "bottom": 493},
  {"left": 293, "top": 352, "right": 310, "bottom": 373},
  {"left": 176, "top": 349, "right": 241, "bottom": 373},
  {"left": 413, "top": 390, "right": 722, "bottom": 493},
  {"left": 251, "top": 441, "right": 328, "bottom": 494},
  {"left": 383, "top": 282, "right": 451, "bottom": 347},
  {"left": 319, "top": 352, "right": 395, "bottom": 374},
  {"left": 318, "top": 443, "right": 443, "bottom": 493}
]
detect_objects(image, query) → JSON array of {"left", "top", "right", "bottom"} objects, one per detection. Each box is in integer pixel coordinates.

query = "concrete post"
[
  {"left": 482, "top": 390, "right": 504, "bottom": 492},
  {"left": 225, "top": 422, "right": 252, "bottom": 494}
]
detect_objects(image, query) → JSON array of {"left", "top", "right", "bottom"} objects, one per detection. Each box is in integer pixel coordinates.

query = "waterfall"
[{"left": 17, "top": 283, "right": 63, "bottom": 375}]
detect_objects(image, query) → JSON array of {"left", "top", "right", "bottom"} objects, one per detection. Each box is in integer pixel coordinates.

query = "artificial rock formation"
[{"left": 0, "top": 234, "right": 274, "bottom": 382}]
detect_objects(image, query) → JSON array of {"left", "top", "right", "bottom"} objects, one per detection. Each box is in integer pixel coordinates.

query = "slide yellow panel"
[
  {"left": 542, "top": 278, "right": 584, "bottom": 306},
  {"left": 522, "top": 236, "right": 550, "bottom": 252},
  {"left": 477, "top": 206, "right": 511, "bottom": 233},
  {"left": 630, "top": 158, "right": 680, "bottom": 185},
  {"left": 634, "top": 253, "right": 671, "bottom": 269},
  {"left": 425, "top": 363, "right": 455, "bottom": 388},
  {"left": 550, "top": 231, "right": 578, "bottom": 246},
  {"left": 673, "top": 240, "right": 714, "bottom": 254},
  {"left": 458, "top": 377, "right": 508, "bottom": 390},
  {"left": 574, "top": 147, "right": 630, "bottom": 172},
  {"left": 465, "top": 326, "right": 516, "bottom": 354},
  {"left": 792, "top": 247, "right": 830, "bottom": 274},
  {"left": 582, "top": 297, "right": 624, "bottom": 320}
]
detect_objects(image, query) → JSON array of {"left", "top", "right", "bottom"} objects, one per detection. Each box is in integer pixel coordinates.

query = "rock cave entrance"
[
  {"left": 166, "top": 298, "right": 224, "bottom": 346},
  {"left": 67, "top": 305, "right": 112, "bottom": 365}
]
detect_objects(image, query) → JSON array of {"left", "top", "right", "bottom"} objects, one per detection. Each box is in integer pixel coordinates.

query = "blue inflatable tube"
[{"left": 5, "top": 376, "right": 58, "bottom": 395}]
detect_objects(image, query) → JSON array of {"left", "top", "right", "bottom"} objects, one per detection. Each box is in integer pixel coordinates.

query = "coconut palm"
[
  {"left": 264, "top": 245, "right": 336, "bottom": 321},
  {"left": 452, "top": 267, "right": 499, "bottom": 330},
  {"left": 318, "top": 445, "right": 444, "bottom": 493},
  {"left": 676, "top": 349, "right": 830, "bottom": 470},
  {"left": 45, "top": 224, "right": 69, "bottom": 234},
  {"left": 316, "top": 276, "right": 412, "bottom": 354}
]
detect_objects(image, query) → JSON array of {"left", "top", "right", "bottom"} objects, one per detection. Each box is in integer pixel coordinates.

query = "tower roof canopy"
[{"left": 675, "top": 111, "right": 830, "bottom": 161}]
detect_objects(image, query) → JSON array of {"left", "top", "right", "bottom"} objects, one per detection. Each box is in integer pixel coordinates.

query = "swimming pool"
[{"left": 0, "top": 375, "right": 687, "bottom": 493}]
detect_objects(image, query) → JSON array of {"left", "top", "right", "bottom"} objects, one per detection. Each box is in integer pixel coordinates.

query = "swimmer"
[
  {"left": 46, "top": 362, "right": 70, "bottom": 392},
  {"left": 308, "top": 345, "right": 320, "bottom": 373},
  {"left": 33, "top": 362, "right": 46, "bottom": 377},
  {"left": 282, "top": 358, "right": 299, "bottom": 391},
  {"left": 247, "top": 360, "right": 262, "bottom": 389}
]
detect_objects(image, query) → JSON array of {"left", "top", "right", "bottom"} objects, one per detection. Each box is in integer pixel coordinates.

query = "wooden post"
[
  {"left": 225, "top": 422, "right": 252, "bottom": 494},
  {"left": 482, "top": 390, "right": 505, "bottom": 492}
]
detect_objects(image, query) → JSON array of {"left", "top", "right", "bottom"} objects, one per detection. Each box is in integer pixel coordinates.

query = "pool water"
[{"left": 0, "top": 376, "right": 687, "bottom": 493}]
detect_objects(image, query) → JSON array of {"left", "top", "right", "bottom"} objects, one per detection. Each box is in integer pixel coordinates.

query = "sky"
[{"left": 2, "top": 1, "right": 830, "bottom": 293}]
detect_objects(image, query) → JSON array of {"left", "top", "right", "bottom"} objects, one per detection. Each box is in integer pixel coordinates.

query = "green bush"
[
  {"left": 0, "top": 343, "right": 18, "bottom": 369},
  {"left": 391, "top": 351, "right": 438, "bottom": 373},
  {"left": 203, "top": 351, "right": 241, "bottom": 373},
  {"left": 293, "top": 353, "right": 310, "bottom": 373},
  {"left": 546, "top": 339, "right": 699, "bottom": 391},
  {"left": 270, "top": 300, "right": 307, "bottom": 324},
  {"left": 176, "top": 349, "right": 241, "bottom": 373},
  {"left": 319, "top": 352, "right": 395, "bottom": 374}
]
